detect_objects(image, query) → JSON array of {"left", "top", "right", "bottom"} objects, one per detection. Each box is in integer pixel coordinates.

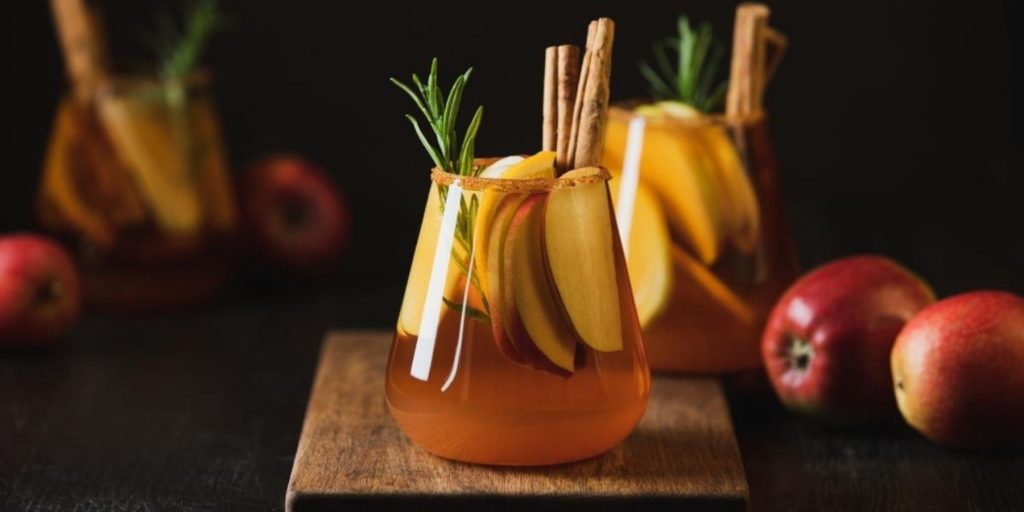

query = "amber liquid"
[
  {"left": 386, "top": 186, "right": 649, "bottom": 466},
  {"left": 37, "top": 81, "right": 236, "bottom": 310},
  {"left": 643, "top": 119, "right": 799, "bottom": 373}
]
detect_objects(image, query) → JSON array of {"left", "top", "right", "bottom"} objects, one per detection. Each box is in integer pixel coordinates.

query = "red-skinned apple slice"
[
  {"left": 485, "top": 193, "right": 530, "bottom": 364},
  {"left": 503, "top": 193, "right": 577, "bottom": 376},
  {"left": 543, "top": 169, "right": 623, "bottom": 352}
]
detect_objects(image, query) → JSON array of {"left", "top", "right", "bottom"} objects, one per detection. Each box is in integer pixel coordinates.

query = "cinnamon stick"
[
  {"left": 50, "top": 0, "right": 110, "bottom": 105},
  {"left": 572, "top": 17, "right": 614, "bottom": 169},
  {"left": 555, "top": 45, "right": 580, "bottom": 171},
  {"left": 566, "top": 20, "right": 598, "bottom": 169},
  {"left": 542, "top": 46, "right": 558, "bottom": 151},
  {"left": 726, "top": 3, "right": 770, "bottom": 117}
]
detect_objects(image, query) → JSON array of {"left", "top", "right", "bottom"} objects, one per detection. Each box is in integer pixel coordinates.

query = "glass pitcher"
[
  {"left": 36, "top": 73, "right": 237, "bottom": 309},
  {"left": 386, "top": 162, "right": 650, "bottom": 466},
  {"left": 603, "top": 106, "right": 799, "bottom": 373}
]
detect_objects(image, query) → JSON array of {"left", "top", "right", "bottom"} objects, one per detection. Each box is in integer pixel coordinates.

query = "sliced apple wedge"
[
  {"left": 543, "top": 168, "right": 623, "bottom": 352},
  {"left": 651, "top": 101, "right": 761, "bottom": 254},
  {"left": 609, "top": 174, "right": 673, "bottom": 327},
  {"left": 472, "top": 151, "right": 556, "bottom": 286},
  {"left": 397, "top": 183, "right": 461, "bottom": 336},
  {"left": 39, "top": 100, "right": 115, "bottom": 248},
  {"left": 699, "top": 125, "right": 761, "bottom": 253},
  {"left": 671, "top": 245, "right": 755, "bottom": 326},
  {"left": 485, "top": 193, "right": 531, "bottom": 364},
  {"left": 98, "top": 95, "right": 203, "bottom": 234},
  {"left": 503, "top": 194, "right": 577, "bottom": 375},
  {"left": 604, "top": 112, "right": 726, "bottom": 264}
]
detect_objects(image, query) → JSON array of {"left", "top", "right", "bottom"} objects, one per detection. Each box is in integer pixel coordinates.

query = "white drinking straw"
[{"left": 410, "top": 182, "right": 464, "bottom": 381}]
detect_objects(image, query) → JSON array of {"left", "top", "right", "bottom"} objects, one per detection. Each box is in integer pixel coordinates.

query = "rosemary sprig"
[
  {"left": 639, "top": 16, "right": 728, "bottom": 112},
  {"left": 147, "top": 0, "right": 227, "bottom": 79},
  {"left": 391, "top": 58, "right": 484, "bottom": 177},
  {"left": 393, "top": 59, "right": 490, "bottom": 321}
]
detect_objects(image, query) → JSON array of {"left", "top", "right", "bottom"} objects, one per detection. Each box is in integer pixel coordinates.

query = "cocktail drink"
[
  {"left": 386, "top": 159, "right": 649, "bottom": 465},
  {"left": 602, "top": 6, "right": 798, "bottom": 373},
  {"left": 37, "top": 74, "right": 237, "bottom": 309},
  {"left": 604, "top": 107, "right": 798, "bottom": 373},
  {"left": 39, "top": 0, "right": 236, "bottom": 308},
  {"left": 386, "top": 19, "right": 648, "bottom": 465}
]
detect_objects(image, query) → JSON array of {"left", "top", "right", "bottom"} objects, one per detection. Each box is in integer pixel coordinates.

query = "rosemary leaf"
[
  {"left": 392, "top": 58, "right": 483, "bottom": 176},
  {"left": 441, "top": 297, "right": 490, "bottom": 322}
]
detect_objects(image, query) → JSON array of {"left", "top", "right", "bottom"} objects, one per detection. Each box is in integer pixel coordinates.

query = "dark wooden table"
[{"left": 2, "top": 283, "right": 1022, "bottom": 511}]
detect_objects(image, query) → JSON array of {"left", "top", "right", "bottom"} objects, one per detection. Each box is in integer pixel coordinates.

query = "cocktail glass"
[
  {"left": 36, "top": 72, "right": 237, "bottom": 309},
  {"left": 603, "top": 106, "right": 799, "bottom": 373},
  {"left": 386, "top": 161, "right": 650, "bottom": 465}
]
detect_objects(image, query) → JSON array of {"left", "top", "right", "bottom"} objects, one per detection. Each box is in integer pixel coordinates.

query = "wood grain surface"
[{"left": 286, "top": 331, "right": 748, "bottom": 511}]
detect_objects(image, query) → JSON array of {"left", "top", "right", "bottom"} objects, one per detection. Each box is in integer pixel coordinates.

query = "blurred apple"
[
  {"left": 892, "top": 290, "right": 1024, "bottom": 447},
  {"left": 0, "top": 233, "right": 80, "bottom": 346},
  {"left": 761, "top": 255, "right": 935, "bottom": 424},
  {"left": 241, "top": 155, "right": 351, "bottom": 275}
]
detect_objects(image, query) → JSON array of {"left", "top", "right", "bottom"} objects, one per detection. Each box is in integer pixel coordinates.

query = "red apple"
[
  {"left": 241, "top": 155, "right": 351, "bottom": 275},
  {"left": 761, "top": 255, "right": 935, "bottom": 423},
  {"left": 0, "top": 233, "right": 81, "bottom": 346},
  {"left": 892, "top": 290, "right": 1024, "bottom": 447}
]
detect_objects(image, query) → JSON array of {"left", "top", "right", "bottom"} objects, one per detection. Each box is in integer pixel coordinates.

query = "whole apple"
[
  {"left": 0, "top": 233, "right": 81, "bottom": 346},
  {"left": 241, "top": 155, "right": 351, "bottom": 275},
  {"left": 892, "top": 290, "right": 1024, "bottom": 447},
  {"left": 761, "top": 255, "right": 935, "bottom": 423}
]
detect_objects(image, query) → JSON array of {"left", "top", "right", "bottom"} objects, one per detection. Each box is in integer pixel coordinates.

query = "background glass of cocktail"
[
  {"left": 36, "top": 73, "right": 237, "bottom": 309},
  {"left": 602, "top": 106, "right": 799, "bottom": 373},
  {"left": 386, "top": 160, "right": 650, "bottom": 466}
]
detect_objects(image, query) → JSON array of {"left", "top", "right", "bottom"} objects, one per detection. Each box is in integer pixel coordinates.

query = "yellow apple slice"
[
  {"left": 543, "top": 168, "right": 623, "bottom": 352},
  {"left": 671, "top": 245, "right": 755, "bottom": 326},
  {"left": 485, "top": 193, "right": 531, "bottom": 364},
  {"left": 38, "top": 100, "right": 115, "bottom": 248},
  {"left": 652, "top": 101, "right": 761, "bottom": 254},
  {"left": 604, "top": 113, "right": 726, "bottom": 264},
  {"left": 472, "top": 151, "right": 556, "bottom": 285},
  {"left": 397, "top": 183, "right": 461, "bottom": 336},
  {"left": 504, "top": 193, "right": 577, "bottom": 375},
  {"left": 99, "top": 95, "right": 202, "bottom": 234},
  {"left": 609, "top": 175, "right": 673, "bottom": 327},
  {"left": 699, "top": 125, "right": 761, "bottom": 253}
]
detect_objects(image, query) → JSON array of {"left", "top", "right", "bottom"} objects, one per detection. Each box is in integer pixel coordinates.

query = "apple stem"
[
  {"left": 788, "top": 336, "right": 813, "bottom": 372},
  {"left": 36, "top": 280, "right": 64, "bottom": 308}
]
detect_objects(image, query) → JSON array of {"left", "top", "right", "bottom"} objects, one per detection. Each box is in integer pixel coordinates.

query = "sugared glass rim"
[
  {"left": 430, "top": 160, "right": 610, "bottom": 192},
  {"left": 609, "top": 100, "right": 766, "bottom": 128}
]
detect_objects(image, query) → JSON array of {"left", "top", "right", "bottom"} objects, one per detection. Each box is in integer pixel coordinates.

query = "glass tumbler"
[
  {"left": 603, "top": 106, "right": 800, "bottom": 373},
  {"left": 36, "top": 73, "right": 237, "bottom": 309},
  {"left": 386, "top": 162, "right": 650, "bottom": 466}
]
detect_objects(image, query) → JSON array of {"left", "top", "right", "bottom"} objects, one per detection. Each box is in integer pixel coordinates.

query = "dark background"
[
  {"left": 5, "top": 2, "right": 1024, "bottom": 510},
  {"left": 10, "top": 0, "right": 1024, "bottom": 296}
]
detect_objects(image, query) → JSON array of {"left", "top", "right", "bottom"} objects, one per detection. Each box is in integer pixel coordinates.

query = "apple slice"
[
  {"left": 652, "top": 101, "right": 760, "bottom": 254},
  {"left": 543, "top": 168, "right": 623, "bottom": 352},
  {"left": 98, "top": 95, "right": 203, "bottom": 234},
  {"left": 609, "top": 174, "right": 673, "bottom": 326},
  {"left": 671, "top": 245, "right": 755, "bottom": 326},
  {"left": 604, "top": 111, "right": 726, "bottom": 264},
  {"left": 39, "top": 100, "right": 115, "bottom": 248},
  {"left": 485, "top": 193, "right": 531, "bottom": 364},
  {"left": 503, "top": 193, "right": 577, "bottom": 375},
  {"left": 699, "top": 125, "right": 761, "bottom": 253},
  {"left": 397, "top": 183, "right": 461, "bottom": 336},
  {"left": 473, "top": 151, "right": 556, "bottom": 286}
]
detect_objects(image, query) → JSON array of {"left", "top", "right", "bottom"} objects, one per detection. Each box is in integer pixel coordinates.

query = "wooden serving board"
[{"left": 286, "top": 331, "right": 748, "bottom": 511}]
